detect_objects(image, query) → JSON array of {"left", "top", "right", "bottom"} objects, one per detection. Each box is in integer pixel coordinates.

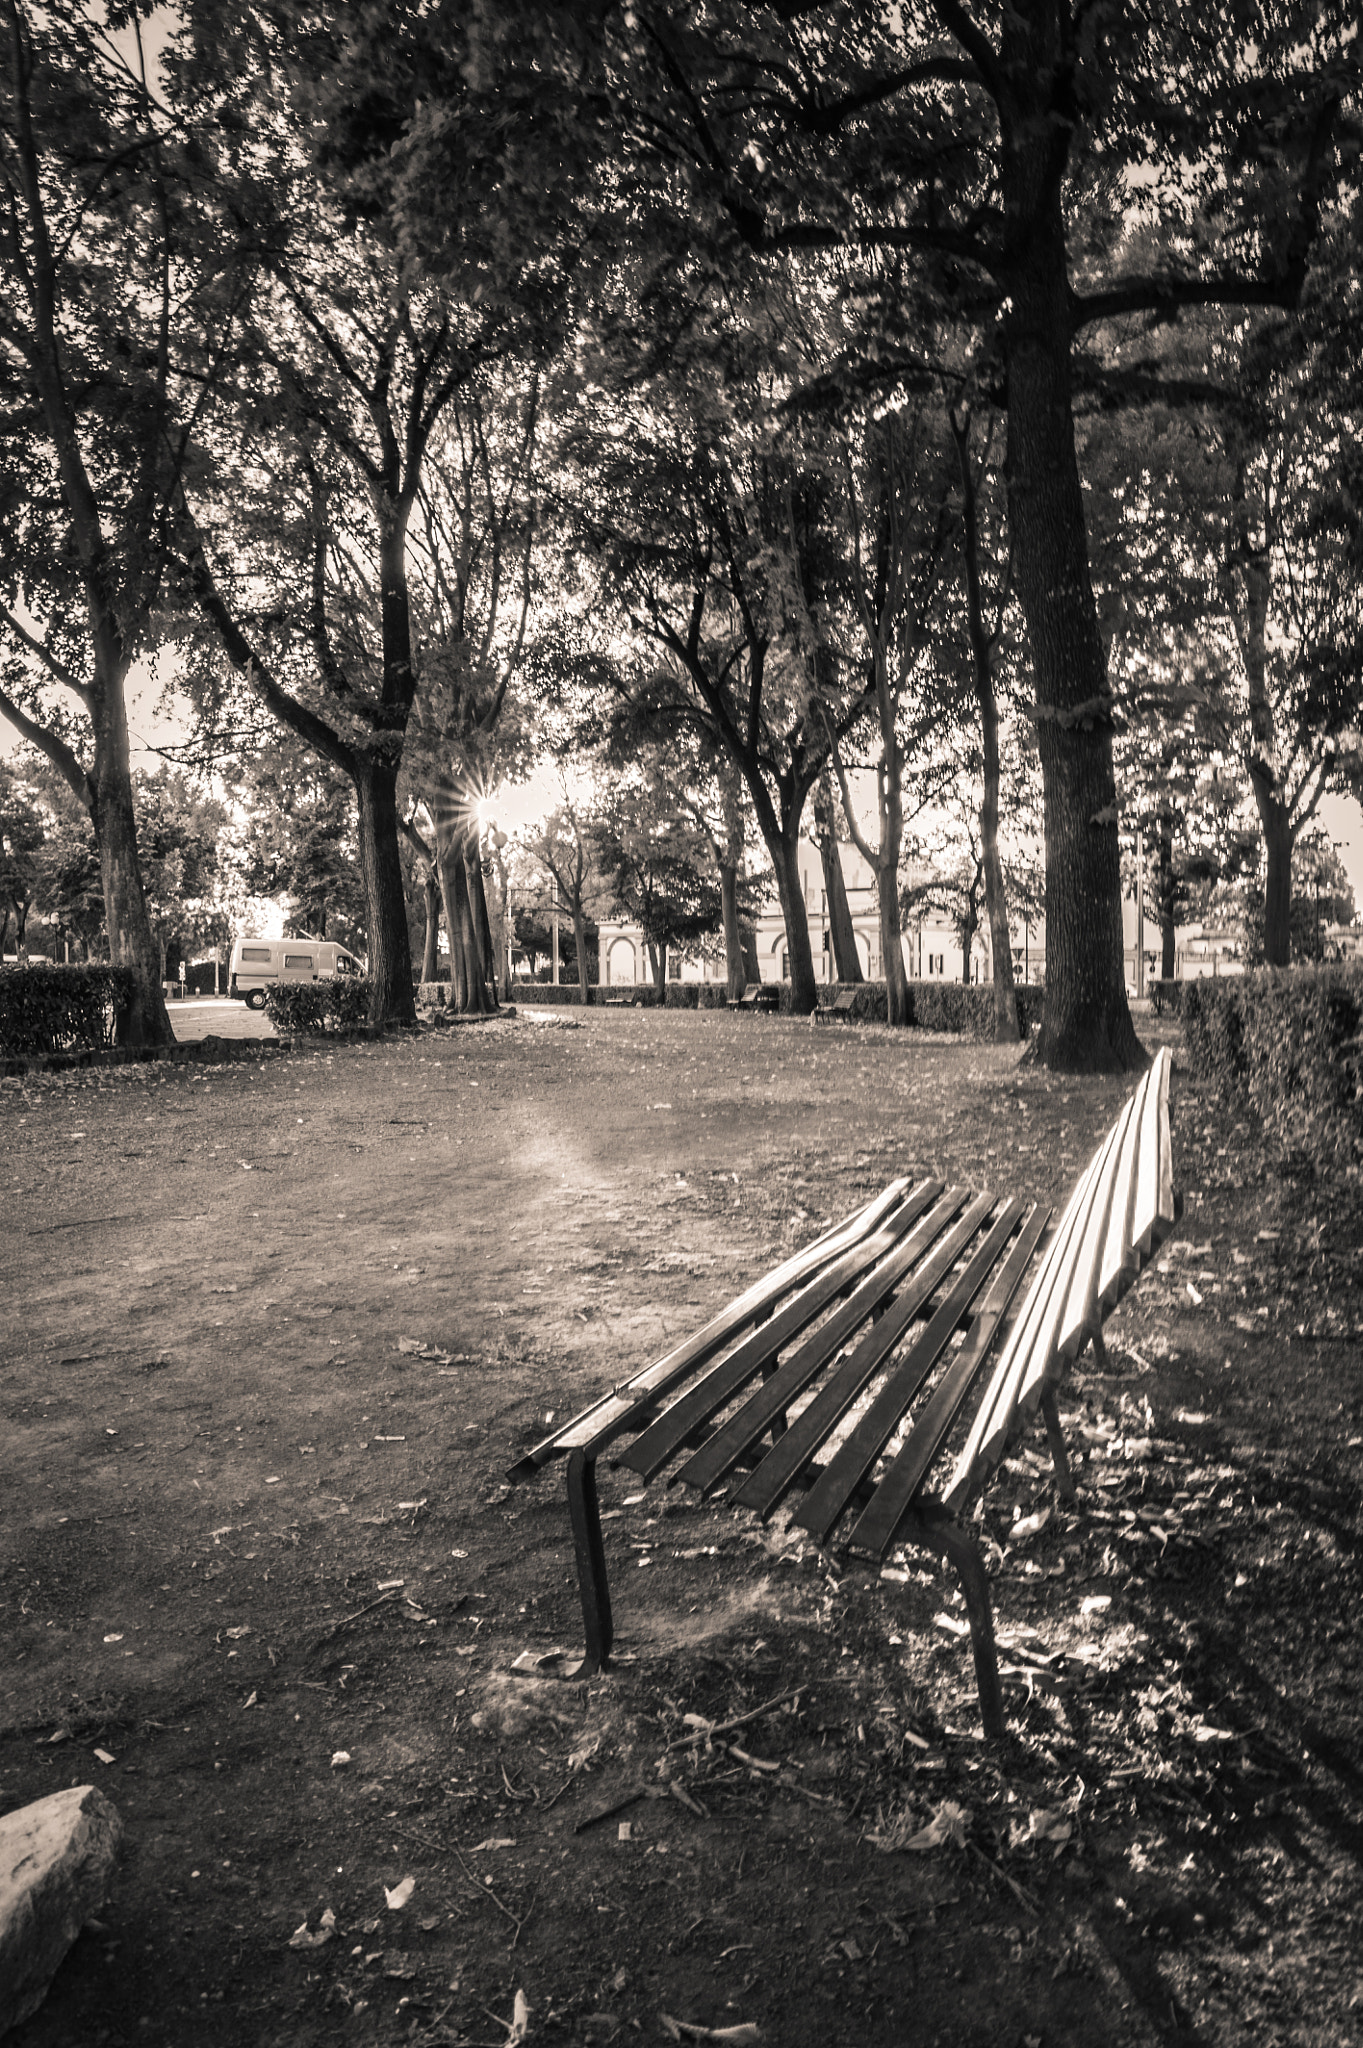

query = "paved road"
[{"left": 167, "top": 996, "right": 278, "bottom": 1043}]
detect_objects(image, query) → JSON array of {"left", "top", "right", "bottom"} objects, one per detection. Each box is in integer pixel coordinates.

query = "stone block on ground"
[{"left": 0, "top": 1784, "right": 123, "bottom": 2036}]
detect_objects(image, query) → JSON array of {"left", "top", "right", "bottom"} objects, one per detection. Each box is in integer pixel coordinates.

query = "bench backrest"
[{"left": 942, "top": 1046, "right": 1175, "bottom": 1512}]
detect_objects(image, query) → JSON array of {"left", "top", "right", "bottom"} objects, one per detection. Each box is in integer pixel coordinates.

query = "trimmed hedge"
[
  {"left": 1182, "top": 966, "right": 1363, "bottom": 1171},
  {"left": 815, "top": 979, "right": 1043, "bottom": 1036},
  {"left": 262, "top": 978, "right": 376, "bottom": 1034},
  {"left": 0, "top": 963, "right": 136, "bottom": 1056}
]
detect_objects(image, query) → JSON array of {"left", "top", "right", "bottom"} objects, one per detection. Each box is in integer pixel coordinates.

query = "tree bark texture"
[
  {"left": 355, "top": 758, "right": 417, "bottom": 1026},
  {"left": 1002, "top": 291, "right": 1140, "bottom": 1058},
  {"left": 91, "top": 721, "right": 173, "bottom": 1049},
  {"left": 877, "top": 864, "right": 910, "bottom": 1025},
  {"left": 719, "top": 863, "right": 747, "bottom": 1000},
  {"left": 1158, "top": 817, "right": 1177, "bottom": 980},
  {"left": 770, "top": 825, "right": 817, "bottom": 1013},
  {"left": 420, "top": 867, "right": 439, "bottom": 984},
  {"left": 813, "top": 779, "right": 863, "bottom": 982},
  {"left": 999, "top": 24, "right": 1142, "bottom": 1071}
]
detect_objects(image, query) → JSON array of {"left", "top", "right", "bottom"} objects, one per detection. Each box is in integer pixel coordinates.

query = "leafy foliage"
[
  {"left": 0, "top": 963, "right": 135, "bottom": 1056},
  {"left": 261, "top": 977, "right": 376, "bottom": 1034},
  {"left": 1182, "top": 967, "right": 1363, "bottom": 1170}
]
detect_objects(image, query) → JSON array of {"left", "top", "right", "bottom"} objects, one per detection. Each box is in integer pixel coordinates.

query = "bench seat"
[
  {"left": 511, "top": 1049, "right": 1178, "bottom": 1736},
  {"left": 729, "top": 982, "right": 779, "bottom": 1012}
]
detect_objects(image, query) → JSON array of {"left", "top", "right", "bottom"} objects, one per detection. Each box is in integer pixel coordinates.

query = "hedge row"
[
  {"left": 1181, "top": 966, "right": 1363, "bottom": 1171},
  {"left": 262, "top": 978, "right": 376, "bottom": 1033},
  {"left": 0, "top": 963, "right": 136, "bottom": 1056},
  {"left": 501, "top": 976, "right": 1042, "bottom": 1031}
]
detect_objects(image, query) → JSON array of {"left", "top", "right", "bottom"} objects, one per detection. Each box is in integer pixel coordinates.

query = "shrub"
[
  {"left": 814, "top": 979, "right": 1043, "bottom": 1036},
  {"left": 263, "top": 977, "right": 376, "bottom": 1033},
  {"left": 0, "top": 963, "right": 135, "bottom": 1057},
  {"left": 1182, "top": 966, "right": 1363, "bottom": 1170}
]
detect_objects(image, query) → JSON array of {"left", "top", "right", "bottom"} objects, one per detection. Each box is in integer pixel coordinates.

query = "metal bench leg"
[
  {"left": 1039, "top": 1385, "right": 1078, "bottom": 1505},
  {"left": 567, "top": 1448, "right": 613, "bottom": 1670},
  {"left": 903, "top": 1507, "right": 1006, "bottom": 1741}
]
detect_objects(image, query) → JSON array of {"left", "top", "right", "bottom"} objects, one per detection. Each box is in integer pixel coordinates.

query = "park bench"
[
  {"left": 729, "top": 982, "right": 780, "bottom": 1012},
  {"left": 815, "top": 989, "right": 861, "bottom": 1022},
  {"left": 510, "top": 1049, "right": 1178, "bottom": 1737}
]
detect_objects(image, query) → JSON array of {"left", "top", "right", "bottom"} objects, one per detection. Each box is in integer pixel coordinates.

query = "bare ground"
[{"left": 3, "top": 1005, "right": 1362, "bottom": 2048}]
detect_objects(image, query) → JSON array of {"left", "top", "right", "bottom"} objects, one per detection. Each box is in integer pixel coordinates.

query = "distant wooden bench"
[
  {"left": 815, "top": 989, "right": 861, "bottom": 1022},
  {"left": 511, "top": 1050, "right": 1179, "bottom": 1737},
  {"left": 729, "top": 982, "right": 780, "bottom": 1012}
]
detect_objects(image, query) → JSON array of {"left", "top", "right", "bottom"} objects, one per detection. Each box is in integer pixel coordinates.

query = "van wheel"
[{"left": 245, "top": 989, "right": 267, "bottom": 1011}]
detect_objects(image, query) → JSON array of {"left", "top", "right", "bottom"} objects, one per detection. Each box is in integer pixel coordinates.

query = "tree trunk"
[
  {"left": 1000, "top": 86, "right": 1141, "bottom": 1072},
  {"left": 768, "top": 825, "right": 816, "bottom": 1014},
  {"left": 91, "top": 711, "right": 174, "bottom": 1050},
  {"left": 879, "top": 864, "right": 910, "bottom": 1027},
  {"left": 719, "top": 863, "right": 747, "bottom": 1001},
  {"left": 648, "top": 938, "right": 668, "bottom": 999},
  {"left": 1259, "top": 798, "right": 1293, "bottom": 966},
  {"left": 1234, "top": 503, "right": 1293, "bottom": 967},
  {"left": 1159, "top": 817, "right": 1177, "bottom": 980},
  {"left": 573, "top": 899, "right": 590, "bottom": 1004},
  {"left": 952, "top": 409, "right": 1020, "bottom": 1042},
  {"left": 740, "top": 924, "right": 761, "bottom": 984},
  {"left": 420, "top": 866, "right": 439, "bottom": 984},
  {"left": 813, "top": 779, "right": 863, "bottom": 982},
  {"left": 437, "top": 830, "right": 495, "bottom": 1014},
  {"left": 465, "top": 844, "right": 499, "bottom": 1010},
  {"left": 354, "top": 757, "right": 416, "bottom": 1027}
]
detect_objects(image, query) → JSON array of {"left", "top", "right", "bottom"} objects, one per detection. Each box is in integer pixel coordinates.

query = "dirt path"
[{"left": 3, "top": 1009, "right": 1362, "bottom": 2047}]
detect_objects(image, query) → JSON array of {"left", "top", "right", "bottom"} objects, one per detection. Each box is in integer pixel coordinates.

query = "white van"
[{"left": 228, "top": 936, "right": 363, "bottom": 1009}]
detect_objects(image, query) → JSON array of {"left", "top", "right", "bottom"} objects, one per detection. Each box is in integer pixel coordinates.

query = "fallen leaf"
[
  {"left": 507, "top": 1988, "right": 532, "bottom": 2045},
  {"left": 660, "top": 2017, "right": 760, "bottom": 2044},
  {"left": 384, "top": 1877, "right": 415, "bottom": 1910},
  {"left": 470, "top": 1837, "right": 516, "bottom": 1852},
  {"left": 288, "top": 1907, "right": 336, "bottom": 1950}
]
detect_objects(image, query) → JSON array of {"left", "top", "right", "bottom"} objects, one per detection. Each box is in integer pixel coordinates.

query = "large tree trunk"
[
  {"left": 1258, "top": 797, "right": 1293, "bottom": 965},
  {"left": 465, "top": 844, "right": 500, "bottom": 1010},
  {"left": 1004, "top": 334, "right": 1140, "bottom": 1064},
  {"left": 878, "top": 864, "right": 910, "bottom": 1027},
  {"left": 1000, "top": 69, "right": 1142, "bottom": 1072},
  {"left": 740, "top": 923, "right": 761, "bottom": 983},
  {"left": 437, "top": 829, "right": 495, "bottom": 1014},
  {"left": 572, "top": 899, "right": 590, "bottom": 1004},
  {"left": 813, "top": 780, "right": 863, "bottom": 983},
  {"left": 719, "top": 862, "right": 747, "bottom": 1001},
  {"left": 91, "top": 703, "right": 173, "bottom": 1050},
  {"left": 354, "top": 756, "right": 416, "bottom": 1026},
  {"left": 766, "top": 824, "right": 816, "bottom": 1014}
]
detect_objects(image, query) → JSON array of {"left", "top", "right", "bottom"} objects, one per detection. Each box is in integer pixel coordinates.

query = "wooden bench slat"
[
  {"left": 674, "top": 1186, "right": 971, "bottom": 1498},
  {"left": 964, "top": 1124, "right": 1126, "bottom": 1489},
  {"left": 1096, "top": 1075, "right": 1148, "bottom": 1310},
  {"left": 844, "top": 1201, "right": 1052, "bottom": 1558},
  {"left": 1052, "top": 1097, "right": 1140, "bottom": 1367},
  {"left": 1132, "top": 1048, "right": 1175, "bottom": 1255},
  {"left": 507, "top": 1179, "right": 912, "bottom": 1476},
  {"left": 788, "top": 1197, "right": 1030, "bottom": 1546},
  {"left": 721, "top": 1190, "right": 994, "bottom": 1519},
  {"left": 939, "top": 1132, "right": 1111, "bottom": 1510},
  {"left": 619, "top": 1188, "right": 943, "bottom": 1483}
]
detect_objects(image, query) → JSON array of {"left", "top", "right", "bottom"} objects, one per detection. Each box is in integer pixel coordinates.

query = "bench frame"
[
  {"left": 512, "top": 1051, "right": 1178, "bottom": 1738},
  {"left": 728, "top": 982, "right": 780, "bottom": 1012}
]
